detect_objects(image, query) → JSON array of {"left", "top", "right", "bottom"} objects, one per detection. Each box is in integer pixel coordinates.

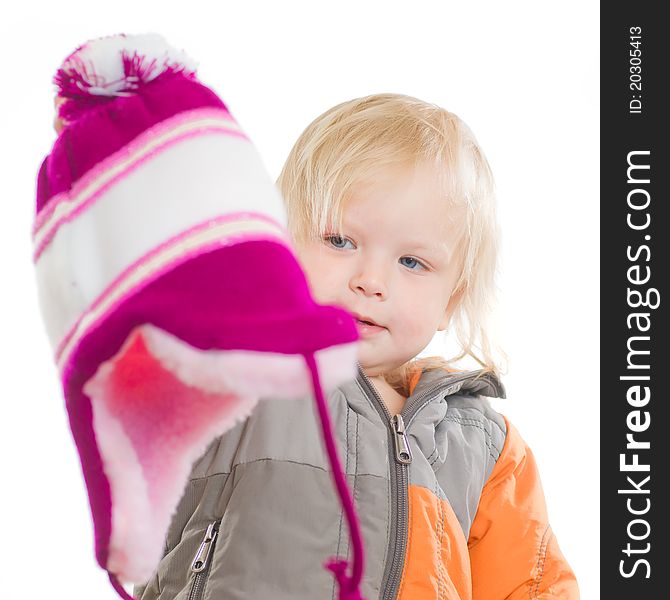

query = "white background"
[{"left": 0, "top": 1, "right": 598, "bottom": 598}]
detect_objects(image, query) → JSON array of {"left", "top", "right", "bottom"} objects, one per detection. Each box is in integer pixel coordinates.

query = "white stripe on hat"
[{"left": 34, "top": 121, "right": 291, "bottom": 366}]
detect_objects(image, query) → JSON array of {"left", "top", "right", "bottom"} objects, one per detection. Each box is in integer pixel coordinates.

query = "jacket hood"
[{"left": 407, "top": 365, "right": 506, "bottom": 400}]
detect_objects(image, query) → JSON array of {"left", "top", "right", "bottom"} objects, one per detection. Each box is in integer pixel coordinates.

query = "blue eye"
[
  {"left": 325, "top": 235, "right": 354, "bottom": 249},
  {"left": 324, "top": 235, "right": 427, "bottom": 271},
  {"left": 400, "top": 256, "right": 427, "bottom": 271}
]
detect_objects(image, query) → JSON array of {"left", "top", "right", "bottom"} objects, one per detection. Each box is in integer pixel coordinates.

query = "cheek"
[
  {"left": 397, "top": 318, "right": 424, "bottom": 341},
  {"left": 297, "top": 249, "right": 346, "bottom": 305},
  {"left": 307, "top": 271, "right": 336, "bottom": 305},
  {"left": 394, "top": 289, "right": 446, "bottom": 338}
]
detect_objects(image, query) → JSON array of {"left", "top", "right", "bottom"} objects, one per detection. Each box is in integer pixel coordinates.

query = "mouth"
[
  {"left": 352, "top": 313, "right": 383, "bottom": 327},
  {"left": 352, "top": 313, "right": 386, "bottom": 336}
]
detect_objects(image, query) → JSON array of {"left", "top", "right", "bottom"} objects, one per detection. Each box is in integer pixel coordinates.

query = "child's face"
[{"left": 295, "top": 162, "right": 465, "bottom": 378}]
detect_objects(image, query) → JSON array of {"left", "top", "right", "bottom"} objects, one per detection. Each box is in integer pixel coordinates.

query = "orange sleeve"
[{"left": 467, "top": 417, "right": 579, "bottom": 599}]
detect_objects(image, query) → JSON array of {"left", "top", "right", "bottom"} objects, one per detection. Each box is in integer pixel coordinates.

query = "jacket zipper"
[
  {"left": 188, "top": 520, "right": 220, "bottom": 600},
  {"left": 356, "top": 363, "right": 496, "bottom": 600}
]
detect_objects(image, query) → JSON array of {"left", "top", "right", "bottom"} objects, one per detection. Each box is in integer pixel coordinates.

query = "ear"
[{"left": 437, "top": 287, "right": 464, "bottom": 331}]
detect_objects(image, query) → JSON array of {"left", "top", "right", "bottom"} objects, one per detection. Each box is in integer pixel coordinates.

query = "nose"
[{"left": 349, "top": 259, "right": 389, "bottom": 299}]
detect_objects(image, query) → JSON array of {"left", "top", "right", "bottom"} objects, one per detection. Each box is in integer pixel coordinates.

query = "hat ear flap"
[{"left": 84, "top": 326, "right": 253, "bottom": 581}]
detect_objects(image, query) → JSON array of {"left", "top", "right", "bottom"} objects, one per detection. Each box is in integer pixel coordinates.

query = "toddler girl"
[{"left": 136, "top": 93, "right": 579, "bottom": 599}]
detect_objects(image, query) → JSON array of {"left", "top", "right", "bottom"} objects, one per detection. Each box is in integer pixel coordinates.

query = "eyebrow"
[
  {"left": 408, "top": 241, "right": 447, "bottom": 251},
  {"left": 406, "top": 241, "right": 451, "bottom": 256},
  {"left": 339, "top": 220, "right": 453, "bottom": 260}
]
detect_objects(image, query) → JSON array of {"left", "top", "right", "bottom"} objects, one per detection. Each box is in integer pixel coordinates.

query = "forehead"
[{"left": 338, "top": 162, "right": 466, "bottom": 254}]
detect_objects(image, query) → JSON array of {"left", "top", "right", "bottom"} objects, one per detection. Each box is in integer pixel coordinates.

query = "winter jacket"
[{"left": 133, "top": 364, "right": 579, "bottom": 599}]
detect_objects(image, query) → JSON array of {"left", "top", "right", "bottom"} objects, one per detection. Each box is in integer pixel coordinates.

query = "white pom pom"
[{"left": 56, "top": 33, "right": 198, "bottom": 98}]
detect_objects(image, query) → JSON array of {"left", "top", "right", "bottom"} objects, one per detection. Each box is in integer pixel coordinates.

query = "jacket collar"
[
  {"left": 407, "top": 365, "right": 506, "bottom": 400},
  {"left": 339, "top": 363, "right": 505, "bottom": 429}
]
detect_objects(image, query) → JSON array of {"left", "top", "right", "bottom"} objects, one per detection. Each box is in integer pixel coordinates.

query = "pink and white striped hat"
[{"left": 33, "top": 33, "right": 366, "bottom": 599}]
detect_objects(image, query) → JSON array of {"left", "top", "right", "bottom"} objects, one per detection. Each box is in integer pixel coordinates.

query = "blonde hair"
[{"left": 277, "top": 93, "right": 507, "bottom": 397}]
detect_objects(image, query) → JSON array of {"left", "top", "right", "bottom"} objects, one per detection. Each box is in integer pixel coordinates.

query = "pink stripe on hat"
[{"left": 54, "top": 214, "right": 289, "bottom": 368}]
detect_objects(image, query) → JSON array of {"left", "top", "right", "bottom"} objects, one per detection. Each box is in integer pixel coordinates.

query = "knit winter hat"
[{"left": 33, "top": 33, "right": 366, "bottom": 599}]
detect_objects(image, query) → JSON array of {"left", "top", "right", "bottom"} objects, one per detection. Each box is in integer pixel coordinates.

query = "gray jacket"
[{"left": 133, "top": 364, "right": 576, "bottom": 600}]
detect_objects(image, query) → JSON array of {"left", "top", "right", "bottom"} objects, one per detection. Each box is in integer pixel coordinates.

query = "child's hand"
[{"left": 53, "top": 95, "right": 66, "bottom": 134}]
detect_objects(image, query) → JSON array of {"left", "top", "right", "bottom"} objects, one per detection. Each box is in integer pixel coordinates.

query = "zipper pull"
[
  {"left": 392, "top": 414, "right": 412, "bottom": 464},
  {"left": 191, "top": 521, "right": 219, "bottom": 573}
]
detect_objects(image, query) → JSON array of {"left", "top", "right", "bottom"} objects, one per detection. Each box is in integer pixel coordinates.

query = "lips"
[{"left": 352, "top": 313, "right": 384, "bottom": 328}]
